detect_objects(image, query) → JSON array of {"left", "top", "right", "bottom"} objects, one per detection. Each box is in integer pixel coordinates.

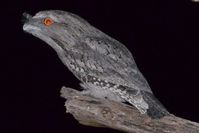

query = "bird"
[{"left": 23, "top": 10, "right": 169, "bottom": 118}]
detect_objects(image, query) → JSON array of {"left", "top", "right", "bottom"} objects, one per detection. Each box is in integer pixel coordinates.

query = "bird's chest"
[{"left": 64, "top": 51, "right": 87, "bottom": 78}]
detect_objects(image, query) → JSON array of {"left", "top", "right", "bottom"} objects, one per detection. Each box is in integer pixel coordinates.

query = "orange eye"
[{"left": 43, "top": 18, "right": 53, "bottom": 26}]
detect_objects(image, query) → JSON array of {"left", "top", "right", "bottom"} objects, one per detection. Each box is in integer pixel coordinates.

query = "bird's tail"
[{"left": 141, "top": 91, "right": 170, "bottom": 118}]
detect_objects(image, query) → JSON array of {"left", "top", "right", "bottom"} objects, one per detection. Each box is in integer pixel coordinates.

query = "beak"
[
  {"left": 22, "top": 12, "right": 32, "bottom": 24},
  {"left": 22, "top": 12, "right": 40, "bottom": 32}
]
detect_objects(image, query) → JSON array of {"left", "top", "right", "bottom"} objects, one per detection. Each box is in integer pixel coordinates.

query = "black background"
[{"left": 2, "top": 0, "right": 199, "bottom": 132}]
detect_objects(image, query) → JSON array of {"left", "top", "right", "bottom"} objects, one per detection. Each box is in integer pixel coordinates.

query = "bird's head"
[{"left": 23, "top": 10, "right": 93, "bottom": 51}]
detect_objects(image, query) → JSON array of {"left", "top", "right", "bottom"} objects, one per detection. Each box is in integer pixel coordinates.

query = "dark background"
[{"left": 2, "top": 0, "right": 199, "bottom": 132}]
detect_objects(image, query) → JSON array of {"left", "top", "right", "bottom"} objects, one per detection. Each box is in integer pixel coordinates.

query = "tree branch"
[{"left": 60, "top": 86, "right": 199, "bottom": 133}]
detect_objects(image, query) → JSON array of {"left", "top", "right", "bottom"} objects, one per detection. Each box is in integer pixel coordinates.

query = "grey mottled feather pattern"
[
  {"left": 23, "top": 10, "right": 169, "bottom": 118},
  {"left": 83, "top": 36, "right": 152, "bottom": 93}
]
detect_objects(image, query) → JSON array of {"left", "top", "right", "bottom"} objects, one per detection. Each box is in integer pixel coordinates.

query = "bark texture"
[{"left": 60, "top": 86, "right": 199, "bottom": 133}]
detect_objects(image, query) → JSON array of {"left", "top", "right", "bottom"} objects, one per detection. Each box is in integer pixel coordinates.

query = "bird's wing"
[{"left": 81, "top": 36, "right": 152, "bottom": 93}]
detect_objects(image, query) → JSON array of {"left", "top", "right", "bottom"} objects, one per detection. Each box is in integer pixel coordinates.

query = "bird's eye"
[{"left": 43, "top": 18, "right": 53, "bottom": 26}]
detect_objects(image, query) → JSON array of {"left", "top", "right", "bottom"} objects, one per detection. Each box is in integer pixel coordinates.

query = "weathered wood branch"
[{"left": 60, "top": 86, "right": 199, "bottom": 133}]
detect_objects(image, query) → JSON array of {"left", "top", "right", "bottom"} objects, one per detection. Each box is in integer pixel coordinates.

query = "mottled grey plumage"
[{"left": 23, "top": 10, "right": 169, "bottom": 118}]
